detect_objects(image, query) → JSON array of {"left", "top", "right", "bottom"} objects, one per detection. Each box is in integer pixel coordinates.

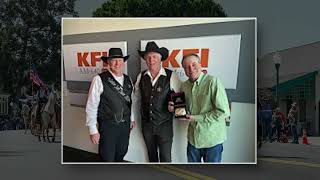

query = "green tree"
[
  {"left": 93, "top": 0, "right": 227, "bottom": 17},
  {"left": 0, "top": 0, "right": 77, "bottom": 94}
]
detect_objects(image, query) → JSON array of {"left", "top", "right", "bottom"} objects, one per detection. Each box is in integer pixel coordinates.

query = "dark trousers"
[
  {"left": 142, "top": 121, "right": 173, "bottom": 162},
  {"left": 291, "top": 124, "right": 299, "bottom": 144},
  {"left": 275, "top": 124, "right": 282, "bottom": 141},
  {"left": 98, "top": 122, "right": 130, "bottom": 162},
  {"left": 262, "top": 120, "right": 272, "bottom": 140}
]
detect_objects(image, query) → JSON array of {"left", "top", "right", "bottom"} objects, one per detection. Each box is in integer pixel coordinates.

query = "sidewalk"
[
  {"left": 304, "top": 136, "right": 320, "bottom": 146},
  {"left": 258, "top": 136, "right": 320, "bottom": 164}
]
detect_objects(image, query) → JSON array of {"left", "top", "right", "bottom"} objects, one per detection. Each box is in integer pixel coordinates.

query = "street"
[{"left": 1, "top": 130, "right": 319, "bottom": 180}]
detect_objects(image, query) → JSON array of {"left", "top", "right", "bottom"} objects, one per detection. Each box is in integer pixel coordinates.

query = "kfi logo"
[
  {"left": 163, "top": 48, "right": 209, "bottom": 68},
  {"left": 77, "top": 52, "right": 108, "bottom": 67}
]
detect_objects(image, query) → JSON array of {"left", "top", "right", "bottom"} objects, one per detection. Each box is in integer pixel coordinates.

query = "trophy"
[{"left": 171, "top": 92, "right": 187, "bottom": 118}]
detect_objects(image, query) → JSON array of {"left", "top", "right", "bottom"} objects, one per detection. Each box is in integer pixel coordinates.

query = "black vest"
[
  {"left": 97, "top": 71, "right": 133, "bottom": 126},
  {"left": 140, "top": 69, "right": 173, "bottom": 125}
]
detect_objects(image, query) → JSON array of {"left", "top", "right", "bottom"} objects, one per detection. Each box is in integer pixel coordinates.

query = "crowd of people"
[
  {"left": 0, "top": 84, "right": 59, "bottom": 131},
  {"left": 257, "top": 99, "right": 307, "bottom": 147}
]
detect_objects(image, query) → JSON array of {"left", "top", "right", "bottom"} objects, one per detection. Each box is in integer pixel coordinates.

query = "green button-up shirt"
[{"left": 181, "top": 73, "right": 230, "bottom": 148}]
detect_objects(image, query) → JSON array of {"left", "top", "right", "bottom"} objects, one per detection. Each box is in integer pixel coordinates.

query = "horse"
[
  {"left": 54, "top": 93, "right": 61, "bottom": 129},
  {"left": 21, "top": 103, "right": 31, "bottom": 134},
  {"left": 30, "top": 99, "right": 39, "bottom": 135},
  {"left": 10, "top": 101, "right": 21, "bottom": 130},
  {"left": 39, "top": 89, "right": 59, "bottom": 142}
]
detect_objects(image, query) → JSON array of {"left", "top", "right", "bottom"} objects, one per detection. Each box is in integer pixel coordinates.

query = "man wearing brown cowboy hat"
[
  {"left": 133, "top": 41, "right": 181, "bottom": 162},
  {"left": 86, "top": 48, "right": 135, "bottom": 162}
]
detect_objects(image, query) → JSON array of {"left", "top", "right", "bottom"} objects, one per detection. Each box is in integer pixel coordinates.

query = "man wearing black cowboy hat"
[
  {"left": 86, "top": 48, "right": 135, "bottom": 162},
  {"left": 133, "top": 41, "right": 181, "bottom": 162}
]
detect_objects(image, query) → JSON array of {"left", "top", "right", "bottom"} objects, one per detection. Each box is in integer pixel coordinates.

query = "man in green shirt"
[{"left": 174, "top": 53, "right": 230, "bottom": 162}]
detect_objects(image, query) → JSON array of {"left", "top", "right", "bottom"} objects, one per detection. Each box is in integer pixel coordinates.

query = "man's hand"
[
  {"left": 130, "top": 121, "right": 136, "bottom": 130},
  {"left": 178, "top": 114, "right": 195, "bottom": 122},
  {"left": 90, "top": 133, "right": 100, "bottom": 144},
  {"left": 168, "top": 101, "right": 175, "bottom": 113},
  {"left": 186, "top": 114, "right": 195, "bottom": 121}
]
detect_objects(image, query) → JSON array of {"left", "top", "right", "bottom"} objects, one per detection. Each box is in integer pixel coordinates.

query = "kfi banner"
[
  {"left": 63, "top": 41, "right": 128, "bottom": 82},
  {"left": 141, "top": 35, "right": 241, "bottom": 89}
]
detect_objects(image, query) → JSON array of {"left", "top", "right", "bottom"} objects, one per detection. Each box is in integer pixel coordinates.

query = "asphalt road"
[{"left": 1, "top": 130, "right": 319, "bottom": 180}]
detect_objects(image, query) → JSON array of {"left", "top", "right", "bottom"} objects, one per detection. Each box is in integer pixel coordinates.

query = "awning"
[{"left": 271, "top": 71, "right": 318, "bottom": 93}]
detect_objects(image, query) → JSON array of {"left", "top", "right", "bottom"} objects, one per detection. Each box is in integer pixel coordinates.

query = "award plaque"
[{"left": 171, "top": 92, "right": 187, "bottom": 118}]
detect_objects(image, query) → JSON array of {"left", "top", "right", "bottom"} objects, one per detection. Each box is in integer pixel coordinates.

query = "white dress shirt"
[
  {"left": 132, "top": 67, "right": 181, "bottom": 123},
  {"left": 85, "top": 70, "right": 134, "bottom": 135}
]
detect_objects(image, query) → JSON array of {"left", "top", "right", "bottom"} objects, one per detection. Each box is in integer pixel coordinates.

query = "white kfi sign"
[
  {"left": 63, "top": 41, "right": 128, "bottom": 82},
  {"left": 141, "top": 35, "right": 241, "bottom": 89}
]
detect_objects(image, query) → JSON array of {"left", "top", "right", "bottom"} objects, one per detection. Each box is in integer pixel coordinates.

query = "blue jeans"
[{"left": 187, "top": 142, "right": 223, "bottom": 163}]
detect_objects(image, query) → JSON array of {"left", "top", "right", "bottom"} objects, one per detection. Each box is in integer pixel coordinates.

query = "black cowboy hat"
[
  {"left": 138, "top": 41, "right": 169, "bottom": 61},
  {"left": 101, "top": 48, "right": 129, "bottom": 62}
]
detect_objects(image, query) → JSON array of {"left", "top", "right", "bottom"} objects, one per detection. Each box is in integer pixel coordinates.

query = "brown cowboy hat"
[
  {"left": 101, "top": 48, "right": 129, "bottom": 62},
  {"left": 138, "top": 41, "right": 169, "bottom": 61}
]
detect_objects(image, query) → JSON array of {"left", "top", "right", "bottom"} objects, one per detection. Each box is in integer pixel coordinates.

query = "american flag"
[{"left": 30, "top": 65, "right": 45, "bottom": 87}]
